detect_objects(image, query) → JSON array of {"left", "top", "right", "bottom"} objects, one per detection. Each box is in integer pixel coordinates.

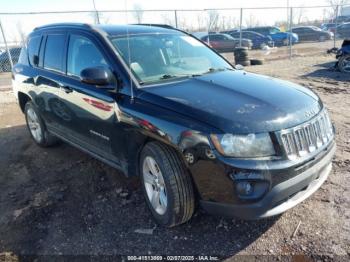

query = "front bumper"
[{"left": 199, "top": 142, "right": 336, "bottom": 220}]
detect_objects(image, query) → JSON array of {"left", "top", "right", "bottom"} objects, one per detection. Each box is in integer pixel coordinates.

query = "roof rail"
[
  {"left": 34, "top": 23, "right": 92, "bottom": 31},
  {"left": 133, "top": 23, "right": 175, "bottom": 29},
  {"left": 133, "top": 23, "right": 193, "bottom": 36}
]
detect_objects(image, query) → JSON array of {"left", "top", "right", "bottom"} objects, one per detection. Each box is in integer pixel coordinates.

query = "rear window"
[
  {"left": 28, "top": 35, "right": 42, "bottom": 66},
  {"left": 43, "top": 34, "right": 65, "bottom": 72}
]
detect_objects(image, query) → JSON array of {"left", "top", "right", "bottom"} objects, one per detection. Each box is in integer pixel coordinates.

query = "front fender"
[{"left": 117, "top": 96, "right": 221, "bottom": 177}]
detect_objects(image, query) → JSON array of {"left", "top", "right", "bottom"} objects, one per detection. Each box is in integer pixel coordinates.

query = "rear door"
[
  {"left": 33, "top": 32, "right": 67, "bottom": 131},
  {"left": 223, "top": 35, "right": 236, "bottom": 50}
]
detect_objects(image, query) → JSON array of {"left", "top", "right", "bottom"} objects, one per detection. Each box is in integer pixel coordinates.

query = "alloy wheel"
[
  {"left": 27, "top": 107, "right": 43, "bottom": 142},
  {"left": 142, "top": 156, "right": 168, "bottom": 215}
]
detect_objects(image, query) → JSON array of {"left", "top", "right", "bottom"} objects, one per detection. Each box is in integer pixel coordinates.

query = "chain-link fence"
[{"left": 1, "top": 4, "right": 350, "bottom": 72}]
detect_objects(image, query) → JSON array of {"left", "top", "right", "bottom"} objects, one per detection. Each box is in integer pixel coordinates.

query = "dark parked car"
[
  {"left": 247, "top": 26, "right": 298, "bottom": 46},
  {"left": 224, "top": 30, "right": 274, "bottom": 49},
  {"left": 336, "top": 22, "right": 350, "bottom": 38},
  {"left": 336, "top": 39, "right": 350, "bottom": 73},
  {"left": 333, "top": 16, "right": 350, "bottom": 24},
  {"left": 200, "top": 33, "right": 252, "bottom": 52},
  {"left": 13, "top": 23, "right": 336, "bottom": 227},
  {"left": 291, "top": 26, "right": 333, "bottom": 42},
  {"left": 321, "top": 23, "right": 337, "bottom": 33},
  {"left": 0, "top": 47, "right": 21, "bottom": 72}
]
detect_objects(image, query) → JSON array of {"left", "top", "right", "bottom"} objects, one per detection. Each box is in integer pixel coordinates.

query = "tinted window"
[
  {"left": 211, "top": 35, "right": 223, "bottom": 41},
  {"left": 67, "top": 35, "right": 107, "bottom": 76},
  {"left": 28, "top": 35, "right": 42, "bottom": 65},
  {"left": 44, "top": 34, "right": 65, "bottom": 72}
]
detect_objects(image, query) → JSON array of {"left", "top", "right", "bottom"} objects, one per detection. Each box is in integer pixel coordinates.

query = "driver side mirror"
[
  {"left": 33, "top": 55, "right": 39, "bottom": 66},
  {"left": 80, "top": 66, "right": 115, "bottom": 86}
]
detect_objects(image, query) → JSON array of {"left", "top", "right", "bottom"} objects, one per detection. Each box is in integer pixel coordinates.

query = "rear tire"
[
  {"left": 338, "top": 54, "right": 350, "bottom": 73},
  {"left": 24, "top": 101, "right": 59, "bottom": 147},
  {"left": 140, "top": 142, "right": 195, "bottom": 227}
]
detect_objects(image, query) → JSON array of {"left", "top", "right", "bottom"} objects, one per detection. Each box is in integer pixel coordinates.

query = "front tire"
[
  {"left": 24, "top": 101, "right": 59, "bottom": 147},
  {"left": 140, "top": 142, "right": 195, "bottom": 227}
]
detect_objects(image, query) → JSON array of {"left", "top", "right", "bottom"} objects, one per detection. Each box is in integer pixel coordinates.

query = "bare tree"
[
  {"left": 89, "top": 11, "right": 102, "bottom": 24},
  {"left": 196, "top": 13, "right": 205, "bottom": 31},
  {"left": 16, "top": 22, "right": 27, "bottom": 46},
  {"left": 292, "top": 7, "right": 306, "bottom": 25},
  {"left": 207, "top": 10, "right": 220, "bottom": 31},
  {"left": 161, "top": 13, "right": 173, "bottom": 27},
  {"left": 132, "top": 4, "right": 144, "bottom": 24},
  {"left": 245, "top": 14, "right": 261, "bottom": 28},
  {"left": 327, "top": 0, "right": 350, "bottom": 19}
]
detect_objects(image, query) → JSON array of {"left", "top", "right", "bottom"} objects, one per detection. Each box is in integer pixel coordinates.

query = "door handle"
[{"left": 60, "top": 85, "right": 73, "bottom": 94}]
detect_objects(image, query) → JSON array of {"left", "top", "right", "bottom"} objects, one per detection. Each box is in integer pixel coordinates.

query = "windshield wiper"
[
  {"left": 160, "top": 74, "right": 177, "bottom": 79},
  {"left": 195, "top": 67, "right": 233, "bottom": 76}
]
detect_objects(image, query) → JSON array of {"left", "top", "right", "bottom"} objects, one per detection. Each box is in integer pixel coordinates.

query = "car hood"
[{"left": 138, "top": 70, "right": 322, "bottom": 134}]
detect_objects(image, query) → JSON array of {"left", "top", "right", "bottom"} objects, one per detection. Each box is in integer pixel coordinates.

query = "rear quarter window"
[
  {"left": 27, "top": 35, "right": 42, "bottom": 66},
  {"left": 18, "top": 46, "right": 29, "bottom": 65}
]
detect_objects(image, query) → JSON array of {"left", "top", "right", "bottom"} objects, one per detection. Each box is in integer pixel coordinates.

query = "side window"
[
  {"left": 27, "top": 35, "right": 42, "bottom": 66},
  {"left": 67, "top": 35, "right": 107, "bottom": 77},
  {"left": 44, "top": 34, "right": 65, "bottom": 72}
]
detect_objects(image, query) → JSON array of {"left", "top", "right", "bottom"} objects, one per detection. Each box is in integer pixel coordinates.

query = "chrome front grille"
[{"left": 279, "top": 110, "right": 334, "bottom": 159}]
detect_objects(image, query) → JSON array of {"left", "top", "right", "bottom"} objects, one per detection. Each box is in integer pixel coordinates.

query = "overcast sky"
[
  {"left": 0, "top": 0, "right": 335, "bottom": 13},
  {"left": 0, "top": 0, "right": 348, "bottom": 43}
]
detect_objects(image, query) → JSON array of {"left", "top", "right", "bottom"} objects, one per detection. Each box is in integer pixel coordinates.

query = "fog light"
[{"left": 236, "top": 181, "right": 254, "bottom": 196}]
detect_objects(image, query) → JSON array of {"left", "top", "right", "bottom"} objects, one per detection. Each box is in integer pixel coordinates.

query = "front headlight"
[{"left": 210, "top": 133, "right": 275, "bottom": 158}]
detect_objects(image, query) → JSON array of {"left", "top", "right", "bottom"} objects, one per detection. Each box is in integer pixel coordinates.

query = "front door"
[{"left": 57, "top": 33, "right": 119, "bottom": 163}]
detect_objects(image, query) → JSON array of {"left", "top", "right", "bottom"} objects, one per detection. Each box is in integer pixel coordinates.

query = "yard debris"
[
  {"left": 292, "top": 221, "right": 302, "bottom": 239},
  {"left": 134, "top": 225, "right": 157, "bottom": 235}
]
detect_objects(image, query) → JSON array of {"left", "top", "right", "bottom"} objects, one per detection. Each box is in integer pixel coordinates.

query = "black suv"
[{"left": 12, "top": 23, "right": 336, "bottom": 227}]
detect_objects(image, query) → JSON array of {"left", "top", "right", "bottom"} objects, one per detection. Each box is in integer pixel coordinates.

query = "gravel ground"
[{"left": 0, "top": 54, "right": 349, "bottom": 261}]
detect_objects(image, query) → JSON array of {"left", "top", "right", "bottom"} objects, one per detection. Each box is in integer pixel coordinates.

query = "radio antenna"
[{"left": 125, "top": 0, "right": 134, "bottom": 103}]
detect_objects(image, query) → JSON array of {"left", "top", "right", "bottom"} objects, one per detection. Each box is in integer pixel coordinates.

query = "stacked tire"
[{"left": 234, "top": 47, "right": 250, "bottom": 67}]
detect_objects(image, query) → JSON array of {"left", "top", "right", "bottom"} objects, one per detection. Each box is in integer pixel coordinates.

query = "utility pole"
[
  {"left": 239, "top": 8, "right": 243, "bottom": 47},
  {"left": 174, "top": 10, "right": 178, "bottom": 28}
]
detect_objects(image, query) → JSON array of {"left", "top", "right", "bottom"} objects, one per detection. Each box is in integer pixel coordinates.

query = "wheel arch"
[
  {"left": 126, "top": 131, "right": 185, "bottom": 178},
  {"left": 18, "top": 91, "right": 32, "bottom": 113}
]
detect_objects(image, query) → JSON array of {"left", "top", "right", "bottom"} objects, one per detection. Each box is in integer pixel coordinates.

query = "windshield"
[
  {"left": 110, "top": 33, "right": 232, "bottom": 85},
  {"left": 269, "top": 27, "right": 281, "bottom": 34}
]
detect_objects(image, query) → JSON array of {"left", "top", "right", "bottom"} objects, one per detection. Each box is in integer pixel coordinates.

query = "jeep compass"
[{"left": 12, "top": 23, "right": 336, "bottom": 227}]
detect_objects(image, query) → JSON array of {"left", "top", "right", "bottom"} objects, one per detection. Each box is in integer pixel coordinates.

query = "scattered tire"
[
  {"left": 234, "top": 47, "right": 250, "bottom": 66},
  {"left": 24, "top": 101, "right": 60, "bottom": 147},
  {"left": 234, "top": 47, "right": 248, "bottom": 52},
  {"left": 234, "top": 53, "right": 249, "bottom": 60},
  {"left": 235, "top": 51, "right": 248, "bottom": 57},
  {"left": 238, "top": 60, "right": 251, "bottom": 67},
  {"left": 338, "top": 54, "right": 350, "bottom": 73},
  {"left": 250, "top": 59, "right": 264, "bottom": 66},
  {"left": 140, "top": 142, "right": 195, "bottom": 227}
]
